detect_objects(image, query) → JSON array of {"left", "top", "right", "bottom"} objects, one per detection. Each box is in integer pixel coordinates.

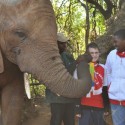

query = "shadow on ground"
[{"left": 22, "top": 97, "right": 51, "bottom": 125}]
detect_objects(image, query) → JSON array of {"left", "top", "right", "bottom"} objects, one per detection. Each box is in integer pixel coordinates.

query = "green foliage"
[
  {"left": 52, "top": 0, "right": 106, "bottom": 58},
  {"left": 30, "top": 85, "right": 46, "bottom": 98},
  {"left": 27, "top": 74, "right": 46, "bottom": 98}
]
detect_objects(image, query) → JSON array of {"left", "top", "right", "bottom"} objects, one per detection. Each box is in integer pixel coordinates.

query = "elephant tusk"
[{"left": 24, "top": 73, "right": 31, "bottom": 99}]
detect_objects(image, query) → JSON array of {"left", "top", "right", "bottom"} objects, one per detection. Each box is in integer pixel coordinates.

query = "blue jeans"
[
  {"left": 111, "top": 104, "right": 125, "bottom": 125},
  {"left": 78, "top": 107, "right": 106, "bottom": 125}
]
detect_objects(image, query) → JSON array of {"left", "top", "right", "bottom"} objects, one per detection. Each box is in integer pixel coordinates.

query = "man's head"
[
  {"left": 57, "top": 33, "right": 69, "bottom": 53},
  {"left": 86, "top": 42, "right": 100, "bottom": 62},
  {"left": 113, "top": 29, "right": 125, "bottom": 52}
]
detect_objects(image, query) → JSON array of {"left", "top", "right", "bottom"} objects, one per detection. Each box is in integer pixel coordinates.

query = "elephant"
[{"left": 0, "top": 0, "right": 92, "bottom": 125}]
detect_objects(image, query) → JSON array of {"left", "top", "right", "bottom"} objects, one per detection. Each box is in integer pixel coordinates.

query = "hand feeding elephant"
[{"left": 0, "top": 0, "right": 91, "bottom": 125}]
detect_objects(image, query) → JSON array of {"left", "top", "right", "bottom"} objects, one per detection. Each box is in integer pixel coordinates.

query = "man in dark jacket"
[{"left": 45, "top": 33, "right": 79, "bottom": 125}]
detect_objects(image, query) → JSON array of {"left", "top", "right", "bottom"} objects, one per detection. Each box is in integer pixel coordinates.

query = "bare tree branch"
[
  {"left": 77, "top": 0, "right": 87, "bottom": 10},
  {"left": 77, "top": 0, "right": 90, "bottom": 48},
  {"left": 86, "top": 0, "right": 114, "bottom": 20}
]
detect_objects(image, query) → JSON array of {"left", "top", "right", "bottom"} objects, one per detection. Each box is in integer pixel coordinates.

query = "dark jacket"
[{"left": 45, "top": 51, "right": 80, "bottom": 103}]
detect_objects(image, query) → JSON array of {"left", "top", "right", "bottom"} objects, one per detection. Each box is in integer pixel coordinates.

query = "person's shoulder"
[
  {"left": 108, "top": 49, "right": 117, "bottom": 55},
  {"left": 61, "top": 52, "right": 67, "bottom": 58},
  {"left": 98, "top": 63, "right": 105, "bottom": 72},
  {"left": 62, "top": 51, "right": 74, "bottom": 59},
  {"left": 107, "top": 49, "right": 117, "bottom": 59},
  {"left": 61, "top": 51, "right": 69, "bottom": 56},
  {"left": 99, "top": 63, "right": 105, "bottom": 68},
  {"left": 63, "top": 51, "right": 73, "bottom": 56}
]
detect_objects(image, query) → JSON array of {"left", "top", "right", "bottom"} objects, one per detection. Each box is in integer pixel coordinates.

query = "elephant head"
[{"left": 0, "top": 0, "right": 91, "bottom": 98}]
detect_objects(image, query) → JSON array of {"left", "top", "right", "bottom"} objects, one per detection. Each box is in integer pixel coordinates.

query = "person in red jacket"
[{"left": 74, "top": 42, "right": 108, "bottom": 125}]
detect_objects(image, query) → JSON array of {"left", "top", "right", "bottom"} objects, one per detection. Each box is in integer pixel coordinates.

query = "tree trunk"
[{"left": 95, "top": 1, "right": 125, "bottom": 63}]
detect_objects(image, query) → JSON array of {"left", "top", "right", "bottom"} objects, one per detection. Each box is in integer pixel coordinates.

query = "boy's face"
[
  {"left": 88, "top": 48, "right": 100, "bottom": 62},
  {"left": 113, "top": 36, "right": 125, "bottom": 52}
]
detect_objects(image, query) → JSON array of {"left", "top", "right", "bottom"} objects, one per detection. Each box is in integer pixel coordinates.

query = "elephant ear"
[{"left": 0, "top": 49, "right": 4, "bottom": 73}]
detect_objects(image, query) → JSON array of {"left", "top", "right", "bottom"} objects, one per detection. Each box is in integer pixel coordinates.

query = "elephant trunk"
[
  {"left": 16, "top": 41, "right": 91, "bottom": 98},
  {"left": 44, "top": 61, "right": 91, "bottom": 98}
]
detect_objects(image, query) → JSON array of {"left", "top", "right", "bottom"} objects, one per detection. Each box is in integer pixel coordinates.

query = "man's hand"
[{"left": 75, "top": 114, "right": 81, "bottom": 118}]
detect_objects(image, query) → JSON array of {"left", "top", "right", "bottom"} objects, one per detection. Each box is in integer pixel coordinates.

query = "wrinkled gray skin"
[{"left": 0, "top": 0, "right": 91, "bottom": 125}]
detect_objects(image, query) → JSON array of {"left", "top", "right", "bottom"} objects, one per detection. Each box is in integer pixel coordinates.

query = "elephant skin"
[
  {"left": 0, "top": 0, "right": 91, "bottom": 125},
  {"left": 0, "top": 54, "right": 24, "bottom": 125}
]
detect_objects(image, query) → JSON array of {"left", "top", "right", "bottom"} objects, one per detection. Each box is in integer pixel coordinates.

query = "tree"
[
  {"left": 52, "top": 0, "right": 123, "bottom": 62},
  {"left": 95, "top": 1, "right": 125, "bottom": 63},
  {"left": 85, "top": 0, "right": 114, "bottom": 20},
  {"left": 52, "top": 0, "right": 107, "bottom": 57}
]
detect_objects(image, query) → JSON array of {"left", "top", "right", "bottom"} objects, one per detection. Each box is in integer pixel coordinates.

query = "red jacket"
[{"left": 81, "top": 63, "right": 104, "bottom": 108}]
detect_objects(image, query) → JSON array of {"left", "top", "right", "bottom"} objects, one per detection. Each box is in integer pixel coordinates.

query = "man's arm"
[
  {"left": 61, "top": 52, "right": 76, "bottom": 75},
  {"left": 104, "top": 53, "right": 112, "bottom": 86}
]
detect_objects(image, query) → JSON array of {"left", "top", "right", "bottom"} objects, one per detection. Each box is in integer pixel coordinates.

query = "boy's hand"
[
  {"left": 104, "top": 111, "right": 109, "bottom": 116},
  {"left": 76, "top": 114, "right": 81, "bottom": 118}
]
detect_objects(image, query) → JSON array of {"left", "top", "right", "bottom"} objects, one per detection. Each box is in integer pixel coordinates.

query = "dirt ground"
[
  {"left": 22, "top": 96, "right": 51, "bottom": 125},
  {"left": 22, "top": 96, "right": 113, "bottom": 125}
]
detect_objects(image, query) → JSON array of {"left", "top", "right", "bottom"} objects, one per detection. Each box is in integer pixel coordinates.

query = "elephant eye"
[{"left": 14, "top": 31, "right": 27, "bottom": 41}]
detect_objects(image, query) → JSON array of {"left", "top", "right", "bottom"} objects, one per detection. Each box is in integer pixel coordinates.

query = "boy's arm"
[{"left": 102, "top": 86, "right": 110, "bottom": 112}]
